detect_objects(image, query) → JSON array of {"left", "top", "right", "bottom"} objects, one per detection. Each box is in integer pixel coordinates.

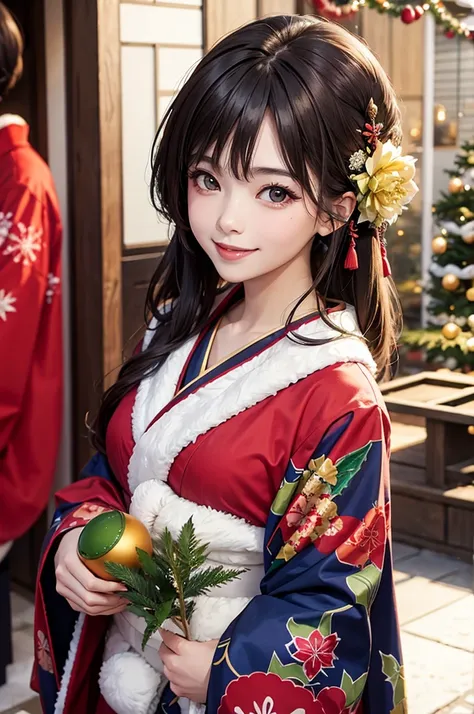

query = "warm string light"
[{"left": 311, "top": 0, "right": 474, "bottom": 39}]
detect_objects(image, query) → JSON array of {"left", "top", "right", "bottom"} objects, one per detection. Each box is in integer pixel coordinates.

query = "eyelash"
[{"left": 187, "top": 169, "right": 301, "bottom": 207}]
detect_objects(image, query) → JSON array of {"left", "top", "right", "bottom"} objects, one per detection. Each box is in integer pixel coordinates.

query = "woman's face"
[{"left": 187, "top": 115, "right": 325, "bottom": 284}]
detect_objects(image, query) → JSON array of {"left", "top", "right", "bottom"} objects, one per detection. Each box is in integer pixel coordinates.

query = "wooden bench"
[{"left": 381, "top": 372, "right": 474, "bottom": 561}]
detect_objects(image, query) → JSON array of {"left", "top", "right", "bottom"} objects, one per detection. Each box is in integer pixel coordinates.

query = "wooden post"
[{"left": 65, "top": 0, "right": 123, "bottom": 473}]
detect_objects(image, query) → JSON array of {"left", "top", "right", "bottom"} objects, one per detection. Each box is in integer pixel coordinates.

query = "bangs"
[
  {"left": 182, "top": 58, "right": 319, "bottom": 204},
  {"left": 153, "top": 16, "right": 379, "bottom": 228}
]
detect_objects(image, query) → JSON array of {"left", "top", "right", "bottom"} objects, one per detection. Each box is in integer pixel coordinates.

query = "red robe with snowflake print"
[{"left": 0, "top": 115, "right": 63, "bottom": 545}]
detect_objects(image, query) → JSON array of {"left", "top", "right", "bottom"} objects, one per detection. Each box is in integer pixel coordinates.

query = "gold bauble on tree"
[
  {"left": 442, "top": 322, "right": 461, "bottom": 340},
  {"left": 448, "top": 176, "right": 464, "bottom": 193},
  {"left": 462, "top": 232, "right": 474, "bottom": 245},
  {"left": 432, "top": 236, "right": 447, "bottom": 254},
  {"left": 468, "top": 315, "right": 474, "bottom": 331},
  {"left": 466, "top": 337, "right": 474, "bottom": 352},
  {"left": 78, "top": 510, "right": 153, "bottom": 581},
  {"left": 467, "top": 287, "right": 474, "bottom": 302},
  {"left": 442, "top": 273, "right": 460, "bottom": 291}
]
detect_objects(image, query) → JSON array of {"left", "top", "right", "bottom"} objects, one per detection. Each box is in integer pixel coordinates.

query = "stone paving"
[
  {"left": 393, "top": 543, "right": 473, "bottom": 714},
  {"left": 0, "top": 543, "right": 473, "bottom": 713}
]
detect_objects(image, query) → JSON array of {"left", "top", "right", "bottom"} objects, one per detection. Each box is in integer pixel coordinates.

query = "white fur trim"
[
  {"left": 130, "top": 479, "right": 264, "bottom": 557},
  {"left": 188, "top": 595, "right": 251, "bottom": 642},
  {"left": 132, "top": 333, "right": 198, "bottom": 444},
  {"left": 99, "top": 651, "right": 162, "bottom": 714},
  {"left": 128, "top": 306, "right": 375, "bottom": 492},
  {"left": 53, "top": 613, "right": 85, "bottom": 714},
  {"left": 0, "top": 114, "right": 27, "bottom": 130}
]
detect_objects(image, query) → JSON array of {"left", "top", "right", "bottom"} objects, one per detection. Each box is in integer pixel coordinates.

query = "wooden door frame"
[{"left": 64, "top": 0, "right": 123, "bottom": 474}]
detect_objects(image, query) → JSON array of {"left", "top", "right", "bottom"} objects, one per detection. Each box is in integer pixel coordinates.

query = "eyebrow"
[{"left": 195, "top": 155, "right": 294, "bottom": 179}]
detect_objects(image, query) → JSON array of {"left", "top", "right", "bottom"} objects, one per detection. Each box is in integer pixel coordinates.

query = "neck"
[{"left": 231, "top": 250, "right": 319, "bottom": 332}]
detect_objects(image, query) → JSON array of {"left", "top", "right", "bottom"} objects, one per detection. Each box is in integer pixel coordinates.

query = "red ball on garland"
[
  {"left": 445, "top": 29, "right": 456, "bottom": 38},
  {"left": 401, "top": 5, "right": 416, "bottom": 23},
  {"left": 414, "top": 5, "right": 424, "bottom": 18}
]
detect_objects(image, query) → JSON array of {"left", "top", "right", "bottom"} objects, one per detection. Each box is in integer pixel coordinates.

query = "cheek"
[
  {"left": 187, "top": 185, "right": 211, "bottom": 241},
  {"left": 258, "top": 206, "right": 316, "bottom": 255}
]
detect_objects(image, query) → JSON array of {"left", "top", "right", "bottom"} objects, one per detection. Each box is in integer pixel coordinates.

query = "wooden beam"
[
  {"left": 258, "top": 0, "right": 297, "bottom": 15},
  {"left": 65, "top": 0, "right": 103, "bottom": 472},
  {"left": 98, "top": 0, "right": 123, "bottom": 387},
  {"left": 65, "top": 0, "right": 123, "bottom": 473},
  {"left": 204, "top": 0, "right": 257, "bottom": 51}
]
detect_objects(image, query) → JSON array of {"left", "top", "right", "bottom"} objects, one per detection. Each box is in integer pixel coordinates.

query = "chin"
[{"left": 212, "top": 259, "right": 264, "bottom": 285}]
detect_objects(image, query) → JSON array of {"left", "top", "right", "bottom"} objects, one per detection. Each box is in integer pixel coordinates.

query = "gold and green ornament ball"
[{"left": 78, "top": 510, "right": 153, "bottom": 581}]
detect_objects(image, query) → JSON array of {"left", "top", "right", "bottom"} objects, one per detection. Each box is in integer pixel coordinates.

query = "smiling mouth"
[{"left": 213, "top": 241, "right": 257, "bottom": 253}]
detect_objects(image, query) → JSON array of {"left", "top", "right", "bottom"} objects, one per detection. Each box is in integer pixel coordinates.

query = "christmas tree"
[{"left": 404, "top": 139, "right": 474, "bottom": 371}]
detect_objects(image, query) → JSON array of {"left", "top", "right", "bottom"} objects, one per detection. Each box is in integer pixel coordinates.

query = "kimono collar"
[
  {"left": 0, "top": 115, "right": 29, "bottom": 156},
  {"left": 128, "top": 303, "right": 376, "bottom": 493}
]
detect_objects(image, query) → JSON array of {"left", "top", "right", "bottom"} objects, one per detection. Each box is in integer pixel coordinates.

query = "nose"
[{"left": 216, "top": 193, "right": 244, "bottom": 235}]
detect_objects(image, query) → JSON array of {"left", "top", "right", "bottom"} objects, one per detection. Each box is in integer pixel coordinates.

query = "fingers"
[
  {"left": 57, "top": 582, "right": 127, "bottom": 616},
  {"left": 67, "top": 555, "right": 127, "bottom": 594},
  {"left": 159, "top": 628, "right": 185, "bottom": 654},
  {"left": 55, "top": 552, "right": 129, "bottom": 615},
  {"left": 56, "top": 572, "right": 125, "bottom": 610}
]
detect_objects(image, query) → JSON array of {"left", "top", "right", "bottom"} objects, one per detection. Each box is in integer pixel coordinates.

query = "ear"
[{"left": 316, "top": 192, "right": 357, "bottom": 236}]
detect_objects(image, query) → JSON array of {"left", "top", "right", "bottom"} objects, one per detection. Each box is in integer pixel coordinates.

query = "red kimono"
[
  {"left": 0, "top": 114, "right": 63, "bottom": 545},
  {"left": 33, "top": 289, "right": 407, "bottom": 714}
]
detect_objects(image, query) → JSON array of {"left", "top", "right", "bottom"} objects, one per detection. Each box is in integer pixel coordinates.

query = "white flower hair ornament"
[{"left": 345, "top": 99, "right": 419, "bottom": 277}]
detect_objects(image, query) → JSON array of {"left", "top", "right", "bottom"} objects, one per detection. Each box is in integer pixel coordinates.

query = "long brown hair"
[
  {"left": 0, "top": 2, "right": 24, "bottom": 99},
  {"left": 91, "top": 14, "right": 403, "bottom": 452}
]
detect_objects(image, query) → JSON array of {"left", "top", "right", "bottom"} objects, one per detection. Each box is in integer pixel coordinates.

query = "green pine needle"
[
  {"left": 103, "top": 517, "right": 245, "bottom": 646},
  {"left": 184, "top": 567, "right": 246, "bottom": 598}
]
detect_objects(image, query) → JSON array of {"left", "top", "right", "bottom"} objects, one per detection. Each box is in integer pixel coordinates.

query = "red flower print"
[
  {"left": 286, "top": 499, "right": 308, "bottom": 528},
  {"left": 217, "top": 672, "right": 318, "bottom": 714},
  {"left": 292, "top": 630, "right": 340, "bottom": 680},
  {"left": 315, "top": 515, "right": 360, "bottom": 554},
  {"left": 314, "top": 686, "right": 351, "bottom": 714},
  {"left": 71, "top": 503, "right": 106, "bottom": 523},
  {"left": 336, "top": 503, "right": 389, "bottom": 570},
  {"left": 37, "top": 630, "right": 53, "bottom": 674}
]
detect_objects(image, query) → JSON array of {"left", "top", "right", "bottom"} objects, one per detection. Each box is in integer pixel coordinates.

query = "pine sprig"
[
  {"left": 184, "top": 567, "right": 246, "bottom": 598},
  {"left": 104, "top": 518, "right": 246, "bottom": 648}
]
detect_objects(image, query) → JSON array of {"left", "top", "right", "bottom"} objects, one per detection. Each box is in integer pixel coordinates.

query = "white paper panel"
[
  {"left": 158, "top": 94, "right": 176, "bottom": 124},
  {"left": 120, "top": 4, "right": 202, "bottom": 45},
  {"left": 121, "top": 45, "right": 167, "bottom": 247},
  {"left": 158, "top": 47, "right": 202, "bottom": 92},
  {"left": 154, "top": 0, "right": 202, "bottom": 5}
]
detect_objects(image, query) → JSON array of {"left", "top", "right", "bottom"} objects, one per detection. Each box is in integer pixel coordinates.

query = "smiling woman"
[{"left": 34, "top": 13, "right": 417, "bottom": 714}]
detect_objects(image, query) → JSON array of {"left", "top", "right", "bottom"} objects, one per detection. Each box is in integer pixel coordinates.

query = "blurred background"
[{"left": 0, "top": 1, "right": 473, "bottom": 713}]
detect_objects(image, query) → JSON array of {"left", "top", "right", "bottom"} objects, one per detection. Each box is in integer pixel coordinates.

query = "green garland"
[{"left": 312, "top": 0, "right": 474, "bottom": 42}]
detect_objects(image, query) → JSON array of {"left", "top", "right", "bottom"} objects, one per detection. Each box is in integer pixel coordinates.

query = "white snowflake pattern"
[
  {"left": 0, "top": 212, "right": 13, "bottom": 248},
  {"left": 3, "top": 223, "right": 43, "bottom": 266},
  {"left": 45, "top": 273, "right": 61, "bottom": 304},
  {"left": 0, "top": 289, "right": 17, "bottom": 322}
]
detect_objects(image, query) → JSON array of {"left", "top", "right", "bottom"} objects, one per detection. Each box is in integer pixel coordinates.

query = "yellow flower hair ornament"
[{"left": 345, "top": 99, "right": 419, "bottom": 277}]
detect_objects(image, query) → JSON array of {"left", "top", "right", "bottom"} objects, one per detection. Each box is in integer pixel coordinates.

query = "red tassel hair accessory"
[
  {"left": 344, "top": 220, "right": 359, "bottom": 271},
  {"left": 377, "top": 225, "right": 392, "bottom": 278}
]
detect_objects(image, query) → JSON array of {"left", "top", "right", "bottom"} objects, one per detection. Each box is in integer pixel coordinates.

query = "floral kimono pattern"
[{"left": 33, "top": 289, "right": 406, "bottom": 714}]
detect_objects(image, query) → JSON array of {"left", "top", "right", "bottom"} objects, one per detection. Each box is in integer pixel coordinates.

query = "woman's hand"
[
  {"left": 54, "top": 527, "right": 128, "bottom": 616},
  {"left": 159, "top": 628, "right": 218, "bottom": 703}
]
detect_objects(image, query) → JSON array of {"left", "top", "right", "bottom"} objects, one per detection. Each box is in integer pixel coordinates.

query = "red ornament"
[
  {"left": 445, "top": 29, "right": 456, "bottom": 38},
  {"left": 310, "top": 0, "right": 356, "bottom": 20},
  {"left": 414, "top": 4, "right": 424, "bottom": 18},
  {"left": 401, "top": 5, "right": 416, "bottom": 23}
]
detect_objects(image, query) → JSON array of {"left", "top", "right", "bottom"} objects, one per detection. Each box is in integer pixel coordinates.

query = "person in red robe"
[{"left": 0, "top": 0, "right": 63, "bottom": 550}]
